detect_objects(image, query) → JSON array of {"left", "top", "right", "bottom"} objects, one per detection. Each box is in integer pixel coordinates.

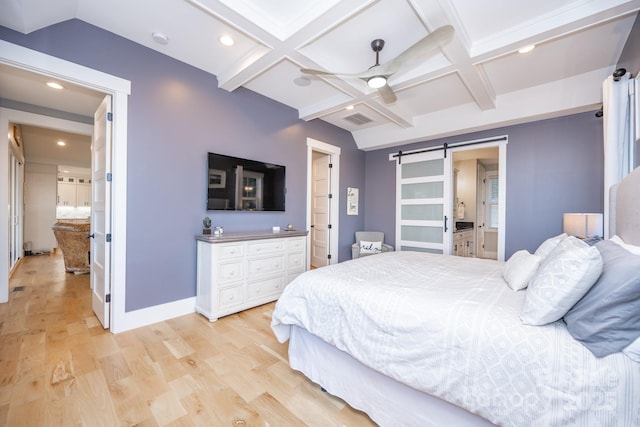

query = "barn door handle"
[{"left": 444, "top": 216, "right": 448, "bottom": 233}]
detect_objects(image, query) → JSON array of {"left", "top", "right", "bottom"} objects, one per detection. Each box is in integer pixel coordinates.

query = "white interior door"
[
  {"left": 396, "top": 151, "right": 451, "bottom": 254},
  {"left": 91, "top": 95, "right": 112, "bottom": 328},
  {"left": 311, "top": 154, "right": 330, "bottom": 267}
]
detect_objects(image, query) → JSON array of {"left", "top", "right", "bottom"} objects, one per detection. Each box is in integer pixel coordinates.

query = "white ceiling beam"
[
  {"left": 352, "top": 67, "right": 608, "bottom": 150},
  {"left": 216, "top": 0, "right": 377, "bottom": 91},
  {"left": 471, "top": 0, "right": 640, "bottom": 60},
  {"left": 410, "top": 0, "right": 497, "bottom": 110}
]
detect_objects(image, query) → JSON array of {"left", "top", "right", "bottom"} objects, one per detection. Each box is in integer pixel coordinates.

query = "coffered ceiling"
[{"left": 1, "top": 0, "right": 638, "bottom": 150}]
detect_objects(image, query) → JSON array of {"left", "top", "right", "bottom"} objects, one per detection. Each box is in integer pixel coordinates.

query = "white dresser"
[{"left": 196, "top": 230, "right": 308, "bottom": 321}]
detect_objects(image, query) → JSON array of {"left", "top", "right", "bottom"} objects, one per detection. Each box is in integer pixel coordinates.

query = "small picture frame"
[
  {"left": 347, "top": 187, "right": 359, "bottom": 215},
  {"left": 208, "top": 169, "right": 226, "bottom": 189}
]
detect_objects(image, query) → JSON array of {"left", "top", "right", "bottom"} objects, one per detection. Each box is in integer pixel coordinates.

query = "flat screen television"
[{"left": 207, "top": 152, "right": 286, "bottom": 211}]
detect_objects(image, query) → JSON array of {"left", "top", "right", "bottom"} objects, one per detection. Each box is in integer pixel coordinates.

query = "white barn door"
[
  {"left": 396, "top": 151, "right": 451, "bottom": 254},
  {"left": 91, "top": 96, "right": 112, "bottom": 328}
]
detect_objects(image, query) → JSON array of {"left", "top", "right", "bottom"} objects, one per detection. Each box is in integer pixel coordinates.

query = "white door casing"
[
  {"left": 306, "top": 138, "right": 340, "bottom": 267},
  {"left": 91, "top": 96, "right": 112, "bottom": 328},
  {"left": 311, "top": 154, "right": 330, "bottom": 267}
]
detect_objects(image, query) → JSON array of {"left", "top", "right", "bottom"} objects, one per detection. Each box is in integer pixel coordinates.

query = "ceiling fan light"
[{"left": 367, "top": 75, "right": 386, "bottom": 89}]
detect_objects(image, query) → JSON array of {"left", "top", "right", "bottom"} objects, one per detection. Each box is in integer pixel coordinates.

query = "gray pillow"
[{"left": 563, "top": 240, "right": 640, "bottom": 357}]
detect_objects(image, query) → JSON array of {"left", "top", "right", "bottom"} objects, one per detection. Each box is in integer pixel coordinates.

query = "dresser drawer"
[
  {"left": 247, "top": 255, "right": 284, "bottom": 277},
  {"left": 218, "top": 286, "right": 243, "bottom": 309},
  {"left": 217, "top": 244, "right": 244, "bottom": 259},
  {"left": 217, "top": 261, "right": 243, "bottom": 284},
  {"left": 246, "top": 276, "right": 285, "bottom": 302},
  {"left": 246, "top": 239, "right": 285, "bottom": 256},
  {"left": 287, "top": 237, "right": 306, "bottom": 252},
  {"left": 287, "top": 251, "right": 305, "bottom": 271}
]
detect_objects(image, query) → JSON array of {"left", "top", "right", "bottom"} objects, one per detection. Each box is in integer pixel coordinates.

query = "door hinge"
[
  {"left": 328, "top": 224, "right": 332, "bottom": 229},
  {"left": 106, "top": 294, "right": 111, "bottom": 303},
  {"left": 328, "top": 193, "right": 332, "bottom": 199},
  {"left": 107, "top": 112, "right": 113, "bottom": 121},
  {"left": 106, "top": 173, "right": 112, "bottom": 182},
  {"left": 106, "top": 233, "right": 112, "bottom": 243},
  {"left": 327, "top": 254, "right": 332, "bottom": 259},
  {"left": 328, "top": 163, "right": 333, "bottom": 168}
]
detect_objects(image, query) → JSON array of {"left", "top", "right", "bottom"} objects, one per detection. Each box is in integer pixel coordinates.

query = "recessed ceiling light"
[
  {"left": 57, "top": 141, "right": 66, "bottom": 146},
  {"left": 219, "top": 35, "right": 235, "bottom": 46},
  {"left": 47, "top": 82, "right": 64, "bottom": 90},
  {"left": 152, "top": 32, "right": 169, "bottom": 45},
  {"left": 518, "top": 45, "right": 535, "bottom": 54},
  {"left": 294, "top": 77, "right": 311, "bottom": 87},
  {"left": 346, "top": 105, "right": 354, "bottom": 110}
]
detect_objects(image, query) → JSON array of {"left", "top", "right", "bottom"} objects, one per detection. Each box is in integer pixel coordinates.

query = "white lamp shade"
[{"left": 563, "top": 213, "right": 603, "bottom": 238}]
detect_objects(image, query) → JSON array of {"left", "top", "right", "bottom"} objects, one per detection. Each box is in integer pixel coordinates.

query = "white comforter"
[{"left": 271, "top": 251, "right": 640, "bottom": 427}]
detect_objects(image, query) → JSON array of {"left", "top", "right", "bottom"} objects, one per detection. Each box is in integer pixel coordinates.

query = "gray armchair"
[{"left": 352, "top": 231, "right": 394, "bottom": 259}]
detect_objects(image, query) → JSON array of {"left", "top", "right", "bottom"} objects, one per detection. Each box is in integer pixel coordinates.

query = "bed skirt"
[{"left": 288, "top": 325, "right": 495, "bottom": 427}]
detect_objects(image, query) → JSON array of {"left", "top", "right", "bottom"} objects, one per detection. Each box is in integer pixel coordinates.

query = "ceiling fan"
[{"left": 301, "top": 25, "right": 454, "bottom": 103}]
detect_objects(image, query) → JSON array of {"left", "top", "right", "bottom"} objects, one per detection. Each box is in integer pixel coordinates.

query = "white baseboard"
[{"left": 111, "top": 296, "right": 196, "bottom": 333}]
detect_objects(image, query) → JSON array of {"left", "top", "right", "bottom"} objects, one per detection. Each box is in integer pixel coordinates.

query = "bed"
[{"left": 271, "top": 166, "right": 640, "bottom": 427}]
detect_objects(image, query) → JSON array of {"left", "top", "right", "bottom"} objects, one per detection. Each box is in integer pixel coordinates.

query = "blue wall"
[
  {"left": 364, "top": 112, "right": 604, "bottom": 259},
  {"left": 0, "top": 20, "right": 365, "bottom": 311}
]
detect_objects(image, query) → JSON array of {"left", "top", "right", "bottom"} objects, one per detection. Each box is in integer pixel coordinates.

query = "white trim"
[
  {"left": 0, "top": 40, "right": 130, "bottom": 332},
  {"left": 111, "top": 297, "right": 197, "bottom": 333},
  {"left": 306, "top": 138, "right": 341, "bottom": 266}
]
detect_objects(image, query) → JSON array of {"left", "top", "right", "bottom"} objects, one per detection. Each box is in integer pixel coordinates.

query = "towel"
[{"left": 457, "top": 203, "right": 465, "bottom": 219}]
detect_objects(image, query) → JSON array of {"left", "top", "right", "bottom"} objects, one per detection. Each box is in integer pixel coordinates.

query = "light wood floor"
[{"left": 0, "top": 253, "right": 376, "bottom": 426}]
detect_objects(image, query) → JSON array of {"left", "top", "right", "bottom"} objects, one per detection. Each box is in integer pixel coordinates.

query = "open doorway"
[
  {"left": 1, "top": 41, "right": 130, "bottom": 331},
  {"left": 20, "top": 124, "right": 92, "bottom": 258},
  {"left": 452, "top": 147, "right": 499, "bottom": 260},
  {"left": 306, "top": 138, "right": 341, "bottom": 269}
]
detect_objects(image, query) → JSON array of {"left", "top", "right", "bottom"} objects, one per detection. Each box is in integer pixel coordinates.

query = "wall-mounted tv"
[{"left": 207, "top": 152, "right": 286, "bottom": 211}]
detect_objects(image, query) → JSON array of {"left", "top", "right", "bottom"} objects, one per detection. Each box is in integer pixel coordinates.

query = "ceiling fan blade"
[
  {"left": 300, "top": 68, "right": 337, "bottom": 76},
  {"left": 301, "top": 67, "right": 378, "bottom": 79},
  {"left": 378, "top": 84, "right": 397, "bottom": 104},
  {"left": 378, "top": 25, "right": 454, "bottom": 76}
]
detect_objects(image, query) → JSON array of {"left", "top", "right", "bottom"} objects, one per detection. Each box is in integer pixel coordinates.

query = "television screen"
[{"left": 207, "top": 152, "right": 286, "bottom": 211}]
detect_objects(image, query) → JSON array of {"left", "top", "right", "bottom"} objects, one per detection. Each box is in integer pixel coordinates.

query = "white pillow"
[
  {"left": 359, "top": 240, "right": 382, "bottom": 255},
  {"left": 623, "top": 337, "right": 640, "bottom": 363},
  {"left": 503, "top": 250, "right": 542, "bottom": 291},
  {"left": 610, "top": 235, "right": 640, "bottom": 256},
  {"left": 534, "top": 233, "right": 568, "bottom": 259},
  {"left": 520, "top": 242, "right": 603, "bottom": 326}
]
